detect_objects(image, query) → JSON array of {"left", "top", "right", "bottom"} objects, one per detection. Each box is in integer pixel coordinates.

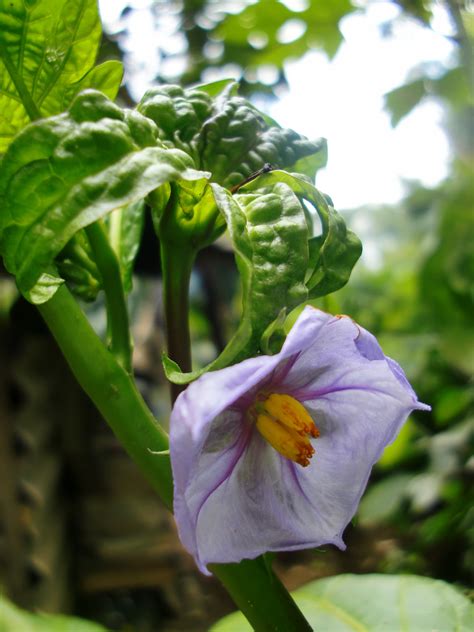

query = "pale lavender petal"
[
  {"left": 353, "top": 324, "right": 430, "bottom": 408},
  {"left": 191, "top": 432, "right": 345, "bottom": 569},
  {"left": 170, "top": 305, "right": 430, "bottom": 572}
]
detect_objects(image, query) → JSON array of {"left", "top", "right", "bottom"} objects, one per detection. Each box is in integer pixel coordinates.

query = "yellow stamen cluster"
[{"left": 252, "top": 393, "right": 319, "bottom": 467}]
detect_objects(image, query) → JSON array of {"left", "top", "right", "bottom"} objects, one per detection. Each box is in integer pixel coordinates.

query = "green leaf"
[
  {"left": 385, "top": 79, "right": 427, "bottom": 127},
  {"left": 0, "top": 593, "right": 108, "bottom": 631},
  {"left": 0, "top": 90, "right": 209, "bottom": 303},
  {"left": 107, "top": 199, "right": 145, "bottom": 293},
  {"left": 214, "top": 0, "right": 356, "bottom": 71},
  {"left": 211, "top": 574, "right": 474, "bottom": 631},
  {"left": 0, "top": 0, "right": 122, "bottom": 152},
  {"left": 56, "top": 231, "right": 102, "bottom": 302},
  {"left": 64, "top": 60, "right": 123, "bottom": 104},
  {"left": 164, "top": 169, "right": 360, "bottom": 384},
  {"left": 163, "top": 178, "right": 310, "bottom": 383},
  {"left": 358, "top": 474, "right": 413, "bottom": 525},
  {"left": 435, "top": 386, "right": 473, "bottom": 425},
  {"left": 242, "top": 170, "right": 362, "bottom": 298},
  {"left": 137, "top": 83, "right": 326, "bottom": 187}
]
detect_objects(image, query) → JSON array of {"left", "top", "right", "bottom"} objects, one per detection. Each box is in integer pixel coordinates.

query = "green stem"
[
  {"left": 159, "top": 226, "right": 313, "bottom": 630},
  {"left": 86, "top": 222, "right": 133, "bottom": 374},
  {"left": 211, "top": 559, "right": 313, "bottom": 631},
  {"left": 160, "top": 238, "right": 195, "bottom": 402},
  {"left": 0, "top": 45, "right": 41, "bottom": 121},
  {"left": 38, "top": 285, "right": 173, "bottom": 507},
  {"left": 40, "top": 286, "right": 312, "bottom": 631}
]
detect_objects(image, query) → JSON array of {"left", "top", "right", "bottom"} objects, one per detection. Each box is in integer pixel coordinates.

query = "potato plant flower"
[{"left": 170, "top": 307, "right": 429, "bottom": 573}]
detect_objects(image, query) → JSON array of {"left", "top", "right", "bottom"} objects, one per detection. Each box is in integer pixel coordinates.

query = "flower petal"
[{"left": 170, "top": 306, "right": 429, "bottom": 572}]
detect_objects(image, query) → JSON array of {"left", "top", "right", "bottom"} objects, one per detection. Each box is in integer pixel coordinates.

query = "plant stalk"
[
  {"left": 38, "top": 285, "right": 173, "bottom": 507},
  {"left": 160, "top": 238, "right": 195, "bottom": 402},
  {"left": 86, "top": 221, "right": 133, "bottom": 374}
]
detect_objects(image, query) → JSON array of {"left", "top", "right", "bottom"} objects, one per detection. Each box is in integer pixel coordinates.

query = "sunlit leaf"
[
  {"left": 211, "top": 574, "right": 474, "bottom": 631},
  {"left": 0, "top": 0, "right": 123, "bottom": 152},
  {"left": 0, "top": 90, "right": 208, "bottom": 303},
  {"left": 137, "top": 83, "right": 326, "bottom": 187},
  {"left": 214, "top": 0, "right": 356, "bottom": 72}
]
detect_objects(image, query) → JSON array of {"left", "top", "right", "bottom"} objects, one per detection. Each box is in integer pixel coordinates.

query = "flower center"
[{"left": 251, "top": 393, "right": 319, "bottom": 467}]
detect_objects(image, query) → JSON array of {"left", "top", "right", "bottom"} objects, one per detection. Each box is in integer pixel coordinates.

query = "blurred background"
[{"left": 1, "top": 0, "right": 472, "bottom": 630}]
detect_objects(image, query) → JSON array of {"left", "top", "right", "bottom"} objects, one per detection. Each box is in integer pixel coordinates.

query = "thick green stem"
[
  {"left": 38, "top": 285, "right": 173, "bottom": 508},
  {"left": 160, "top": 238, "right": 195, "bottom": 402},
  {"left": 86, "top": 222, "right": 133, "bottom": 374},
  {"left": 39, "top": 285, "right": 312, "bottom": 631},
  {"left": 211, "top": 559, "right": 313, "bottom": 632}
]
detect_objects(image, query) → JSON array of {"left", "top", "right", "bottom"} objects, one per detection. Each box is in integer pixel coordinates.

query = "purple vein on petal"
[
  {"left": 295, "top": 384, "right": 412, "bottom": 403},
  {"left": 193, "top": 426, "right": 253, "bottom": 532},
  {"left": 270, "top": 352, "right": 301, "bottom": 385},
  {"left": 286, "top": 458, "right": 320, "bottom": 515}
]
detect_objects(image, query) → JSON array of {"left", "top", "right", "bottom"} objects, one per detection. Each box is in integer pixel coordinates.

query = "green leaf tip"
[{"left": 0, "top": 0, "right": 123, "bottom": 152}]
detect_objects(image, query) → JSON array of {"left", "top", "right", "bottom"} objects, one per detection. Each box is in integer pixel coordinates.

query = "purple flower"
[{"left": 170, "top": 307, "right": 429, "bottom": 573}]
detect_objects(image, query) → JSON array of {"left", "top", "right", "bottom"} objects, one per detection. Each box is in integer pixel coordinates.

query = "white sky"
[{"left": 99, "top": 0, "right": 456, "bottom": 210}]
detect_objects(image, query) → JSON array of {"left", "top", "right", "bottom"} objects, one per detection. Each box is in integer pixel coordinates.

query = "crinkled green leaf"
[
  {"left": 163, "top": 179, "right": 310, "bottom": 383},
  {"left": 137, "top": 82, "right": 326, "bottom": 187},
  {"left": 242, "top": 170, "right": 362, "bottom": 298},
  {"left": 211, "top": 574, "right": 474, "bottom": 631},
  {"left": 107, "top": 199, "right": 145, "bottom": 293},
  {"left": 164, "top": 169, "right": 360, "bottom": 383},
  {"left": 0, "top": 0, "right": 122, "bottom": 152},
  {"left": 0, "top": 89, "right": 209, "bottom": 303},
  {"left": 0, "top": 593, "right": 108, "bottom": 631},
  {"left": 156, "top": 178, "right": 225, "bottom": 251}
]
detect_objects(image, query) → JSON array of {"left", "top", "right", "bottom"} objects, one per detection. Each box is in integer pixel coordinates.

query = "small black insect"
[{"left": 230, "top": 163, "right": 275, "bottom": 194}]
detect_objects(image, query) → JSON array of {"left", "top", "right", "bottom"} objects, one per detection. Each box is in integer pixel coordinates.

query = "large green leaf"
[
  {"left": 0, "top": 0, "right": 123, "bottom": 152},
  {"left": 137, "top": 81, "right": 327, "bottom": 186},
  {"left": 0, "top": 90, "right": 209, "bottom": 303},
  {"left": 211, "top": 574, "right": 473, "bottom": 631},
  {"left": 0, "top": 593, "right": 107, "bottom": 631}
]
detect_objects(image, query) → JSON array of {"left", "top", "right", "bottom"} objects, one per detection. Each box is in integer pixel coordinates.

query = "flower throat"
[{"left": 249, "top": 393, "right": 319, "bottom": 467}]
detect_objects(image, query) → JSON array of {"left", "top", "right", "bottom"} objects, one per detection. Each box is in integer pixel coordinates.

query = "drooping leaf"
[
  {"left": 163, "top": 178, "right": 310, "bottom": 383},
  {"left": 164, "top": 169, "right": 361, "bottom": 384},
  {"left": 0, "top": 593, "right": 108, "bottom": 631},
  {"left": 0, "top": 0, "right": 123, "bottom": 152},
  {"left": 241, "top": 170, "right": 362, "bottom": 298},
  {"left": 0, "top": 90, "right": 209, "bottom": 303},
  {"left": 211, "top": 574, "right": 473, "bottom": 631},
  {"left": 107, "top": 199, "right": 145, "bottom": 293},
  {"left": 137, "top": 82, "right": 326, "bottom": 186}
]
